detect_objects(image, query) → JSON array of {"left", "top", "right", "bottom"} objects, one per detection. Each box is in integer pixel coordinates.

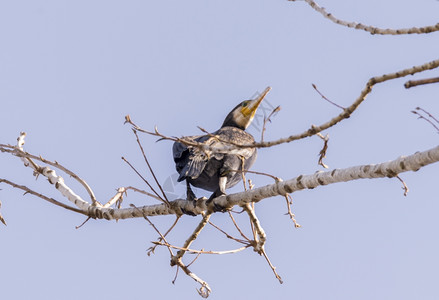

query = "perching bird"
[{"left": 172, "top": 87, "right": 271, "bottom": 210}]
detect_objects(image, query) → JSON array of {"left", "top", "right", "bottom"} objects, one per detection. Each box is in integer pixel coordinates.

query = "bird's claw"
[
  {"left": 180, "top": 198, "right": 197, "bottom": 216},
  {"left": 206, "top": 193, "right": 229, "bottom": 212}
]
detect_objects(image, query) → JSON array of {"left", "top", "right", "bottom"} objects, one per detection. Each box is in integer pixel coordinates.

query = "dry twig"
[
  {"left": 0, "top": 143, "right": 98, "bottom": 205},
  {"left": 412, "top": 107, "right": 439, "bottom": 133},
  {"left": 121, "top": 157, "right": 167, "bottom": 205},
  {"left": 290, "top": 0, "right": 439, "bottom": 35},
  {"left": 153, "top": 241, "right": 250, "bottom": 255},
  {"left": 147, "top": 215, "right": 181, "bottom": 256},
  {"left": 312, "top": 83, "right": 345, "bottom": 110},
  {"left": 208, "top": 219, "right": 249, "bottom": 244},
  {"left": 0, "top": 200, "right": 7, "bottom": 226},
  {"left": 132, "top": 130, "right": 170, "bottom": 204},
  {"left": 396, "top": 176, "right": 409, "bottom": 196},
  {"left": 261, "top": 105, "right": 281, "bottom": 142},
  {"left": 128, "top": 59, "right": 439, "bottom": 152},
  {"left": 316, "top": 131, "right": 329, "bottom": 169},
  {"left": 0, "top": 177, "right": 87, "bottom": 215},
  {"left": 405, "top": 76, "right": 439, "bottom": 89},
  {"left": 284, "top": 194, "right": 301, "bottom": 228}
]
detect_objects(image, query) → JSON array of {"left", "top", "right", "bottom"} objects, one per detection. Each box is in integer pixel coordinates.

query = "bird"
[{"left": 172, "top": 87, "right": 271, "bottom": 212}]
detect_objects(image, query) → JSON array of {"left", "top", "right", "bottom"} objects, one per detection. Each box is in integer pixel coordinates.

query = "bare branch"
[
  {"left": 396, "top": 176, "right": 409, "bottom": 196},
  {"left": 242, "top": 202, "right": 283, "bottom": 284},
  {"left": 290, "top": 0, "right": 439, "bottom": 35},
  {"left": 129, "top": 59, "right": 439, "bottom": 151},
  {"left": 75, "top": 217, "right": 92, "bottom": 229},
  {"left": 316, "top": 132, "right": 329, "bottom": 169},
  {"left": 285, "top": 194, "right": 301, "bottom": 228},
  {"left": 227, "top": 212, "right": 252, "bottom": 242},
  {"left": 3, "top": 136, "right": 439, "bottom": 225},
  {"left": 416, "top": 107, "right": 439, "bottom": 125},
  {"left": 153, "top": 241, "right": 250, "bottom": 255},
  {"left": 261, "top": 105, "right": 281, "bottom": 142},
  {"left": 245, "top": 58, "right": 439, "bottom": 149},
  {"left": 208, "top": 220, "right": 249, "bottom": 244},
  {"left": 147, "top": 215, "right": 181, "bottom": 256},
  {"left": 261, "top": 248, "right": 283, "bottom": 284},
  {"left": 132, "top": 130, "right": 170, "bottom": 204},
  {"left": 130, "top": 204, "right": 174, "bottom": 257},
  {"left": 121, "top": 157, "right": 167, "bottom": 205},
  {"left": 172, "top": 212, "right": 213, "bottom": 262},
  {"left": 0, "top": 143, "right": 98, "bottom": 205},
  {"left": 405, "top": 77, "right": 439, "bottom": 89},
  {"left": 242, "top": 204, "right": 266, "bottom": 253},
  {"left": 312, "top": 83, "right": 345, "bottom": 110},
  {"left": 25, "top": 144, "right": 435, "bottom": 220},
  {"left": 0, "top": 178, "right": 87, "bottom": 215},
  {"left": 0, "top": 200, "right": 7, "bottom": 226},
  {"left": 412, "top": 108, "right": 439, "bottom": 133}
]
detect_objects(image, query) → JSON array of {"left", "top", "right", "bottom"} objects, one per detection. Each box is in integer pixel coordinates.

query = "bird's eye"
[{"left": 242, "top": 101, "right": 248, "bottom": 107}]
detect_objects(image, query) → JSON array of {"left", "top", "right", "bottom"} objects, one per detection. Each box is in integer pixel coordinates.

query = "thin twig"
[
  {"left": 132, "top": 130, "right": 170, "bottom": 204},
  {"left": 0, "top": 200, "right": 6, "bottom": 226},
  {"left": 0, "top": 178, "right": 87, "bottom": 215},
  {"left": 284, "top": 194, "right": 301, "bottom": 228},
  {"left": 238, "top": 159, "right": 258, "bottom": 243},
  {"left": 412, "top": 109, "right": 439, "bottom": 133},
  {"left": 121, "top": 157, "right": 167, "bottom": 205},
  {"left": 240, "top": 157, "right": 248, "bottom": 191},
  {"left": 172, "top": 266, "right": 180, "bottom": 284},
  {"left": 130, "top": 204, "right": 174, "bottom": 257},
  {"left": 129, "top": 59, "right": 439, "bottom": 151},
  {"left": 243, "top": 204, "right": 266, "bottom": 253},
  {"left": 261, "top": 248, "right": 283, "bottom": 284},
  {"left": 312, "top": 83, "right": 345, "bottom": 110},
  {"left": 147, "top": 215, "right": 181, "bottom": 256},
  {"left": 396, "top": 175, "right": 409, "bottom": 196},
  {"left": 3, "top": 143, "right": 96, "bottom": 203},
  {"left": 0, "top": 144, "right": 98, "bottom": 205},
  {"left": 170, "top": 252, "right": 212, "bottom": 298},
  {"left": 227, "top": 212, "right": 252, "bottom": 242},
  {"left": 261, "top": 105, "right": 281, "bottom": 142},
  {"left": 290, "top": 0, "right": 439, "bottom": 35},
  {"left": 229, "top": 169, "right": 282, "bottom": 182},
  {"left": 316, "top": 131, "right": 329, "bottom": 169},
  {"left": 153, "top": 241, "right": 250, "bottom": 255},
  {"left": 75, "top": 217, "right": 92, "bottom": 229},
  {"left": 208, "top": 219, "right": 249, "bottom": 244},
  {"left": 416, "top": 107, "right": 439, "bottom": 125},
  {"left": 186, "top": 251, "right": 203, "bottom": 267},
  {"left": 173, "top": 212, "right": 213, "bottom": 262}
]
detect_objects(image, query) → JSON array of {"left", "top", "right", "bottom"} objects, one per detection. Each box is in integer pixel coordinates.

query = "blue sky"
[{"left": 1, "top": 1, "right": 439, "bottom": 299}]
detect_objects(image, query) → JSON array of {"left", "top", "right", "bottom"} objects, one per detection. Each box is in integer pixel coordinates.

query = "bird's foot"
[
  {"left": 180, "top": 197, "right": 198, "bottom": 216},
  {"left": 179, "top": 184, "right": 199, "bottom": 216},
  {"left": 187, "top": 187, "right": 197, "bottom": 202},
  {"left": 206, "top": 192, "right": 229, "bottom": 212}
]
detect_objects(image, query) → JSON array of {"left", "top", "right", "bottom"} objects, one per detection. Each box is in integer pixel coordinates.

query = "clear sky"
[{"left": 1, "top": 1, "right": 439, "bottom": 299}]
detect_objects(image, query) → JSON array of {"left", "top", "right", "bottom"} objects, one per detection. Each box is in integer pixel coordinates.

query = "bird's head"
[{"left": 222, "top": 87, "right": 271, "bottom": 130}]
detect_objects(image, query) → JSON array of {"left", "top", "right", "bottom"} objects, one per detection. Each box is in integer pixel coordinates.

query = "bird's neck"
[{"left": 221, "top": 119, "right": 246, "bottom": 130}]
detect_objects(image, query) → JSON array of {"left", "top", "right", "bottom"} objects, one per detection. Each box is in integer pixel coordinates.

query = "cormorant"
[{"left": 173, "top": 87, "right": 271, "bottom": 210}]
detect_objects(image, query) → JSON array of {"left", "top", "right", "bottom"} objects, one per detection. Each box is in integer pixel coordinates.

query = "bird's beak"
[{"left": 242, "top": 86, "right": 272, "bottom": 118}]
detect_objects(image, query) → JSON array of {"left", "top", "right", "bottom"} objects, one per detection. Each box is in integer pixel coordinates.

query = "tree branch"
[
  {"left": 129, "top": 58, "right": 439, "bottom": 151},
  {"left": 405, "top": 77, "right": 439, "bottom": 89},
  {"left": 290, "top": 0, "right": 439, "bottom": 35},
  {"left": 46, "top": 145, "right": 439, "bottom": 220}
]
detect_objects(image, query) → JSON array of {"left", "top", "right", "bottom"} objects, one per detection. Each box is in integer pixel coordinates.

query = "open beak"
[{"left": 242, "top": 86, "right": 272, "bottom": 118}]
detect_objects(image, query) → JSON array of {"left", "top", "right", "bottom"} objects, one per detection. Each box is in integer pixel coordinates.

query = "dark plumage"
[{"left": 172, "top": 87, "right": 271, "bottom": 209}]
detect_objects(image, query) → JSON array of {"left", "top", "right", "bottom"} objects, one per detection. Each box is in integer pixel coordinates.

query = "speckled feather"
[{"left": 173, "top": 126, "right": 257, "bottom": 192}]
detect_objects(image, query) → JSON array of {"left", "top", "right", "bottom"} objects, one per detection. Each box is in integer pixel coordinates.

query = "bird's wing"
[
  {"left": 213, "top": 127, "right": 256, "bottom": 159},
  {"left": 173, "top": 135, "right": 221, "bottom": 181}
]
